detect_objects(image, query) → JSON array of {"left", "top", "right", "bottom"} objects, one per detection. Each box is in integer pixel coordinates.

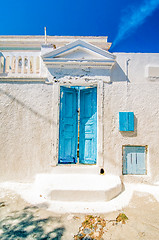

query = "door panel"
[
  {"left": 79, "top": 87, "right": 97, "bottom": 164},
  {"left": 59, "top": 87, "right": 78, "bottom": 163}
]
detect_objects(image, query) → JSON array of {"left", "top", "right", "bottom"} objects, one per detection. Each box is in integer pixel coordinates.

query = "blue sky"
[{"left": 0, "top": 0, "right": 159, "bottom": 52}]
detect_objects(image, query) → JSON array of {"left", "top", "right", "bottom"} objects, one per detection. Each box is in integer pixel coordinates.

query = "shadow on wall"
[
  {"left": 0, "top": 205, "right": 65, "bottom": 239},
  {"left": 0, "top": 86, "right": 54, "bottom": 125},
  {"left": 49, "top": 67, "right": 113, "bottom": 78},
  {"left": 120, "top": 114, "right": 137, "bottom": 137},
  {"left": 48, "top": 62, "right": 129, "bottom": 82},
  {"left": 111, "top": 63, "right": 130, "bottom": 82}
]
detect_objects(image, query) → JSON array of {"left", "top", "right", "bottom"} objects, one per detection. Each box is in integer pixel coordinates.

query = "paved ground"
[{"left": 0, "top": 189, "right": 159, "bottom": 239}]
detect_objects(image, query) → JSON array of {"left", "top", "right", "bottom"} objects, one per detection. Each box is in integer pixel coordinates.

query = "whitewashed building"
[{"left": 0, "top": 35, "right": 159, "bottom": 201}]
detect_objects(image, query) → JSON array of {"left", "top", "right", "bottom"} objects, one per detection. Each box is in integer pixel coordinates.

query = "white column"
[
  {"left": 28, "top": 56, "right": 30, "bottom": 75},
  {"left": 22, "top": 57, "right": 24, "bottom": 75},
  {"left": 15, "top": 56, "right": 18, "bottom": 75}
]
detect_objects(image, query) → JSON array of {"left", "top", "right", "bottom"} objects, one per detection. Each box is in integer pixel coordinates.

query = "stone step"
[{"left": 34, "top": 174, "right": 122, "bottom": 202}]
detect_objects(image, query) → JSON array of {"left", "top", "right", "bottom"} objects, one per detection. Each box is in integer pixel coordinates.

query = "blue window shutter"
[
  {"left": 128, "top": 112, "right": 134, "bottom": 131},
  {"left": 119, "top": 112, "right": 134, "bottom": 131},
  {"left": 59, "top": 87, "right": 78, "bottom": 164},
  {"left": 123, "top": 146, "right": 146, "bottom": 174},
  {"left": 119, "top": 112, "right": 128, "bottom": 131},
  {"left": 79, "top": 87, "right": 97, "bottom": 164}
]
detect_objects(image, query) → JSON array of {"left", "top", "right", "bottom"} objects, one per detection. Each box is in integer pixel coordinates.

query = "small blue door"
[
  {"left": 58, "top": 87, "right": 78, "bottom": 163},
  {"left": 79, "top": 87, "right": 97, "bottom": 164}
]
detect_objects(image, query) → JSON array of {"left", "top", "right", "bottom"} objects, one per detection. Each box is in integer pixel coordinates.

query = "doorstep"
[{"left": 34, "top": 173, "right": 122, "bottom": 202}]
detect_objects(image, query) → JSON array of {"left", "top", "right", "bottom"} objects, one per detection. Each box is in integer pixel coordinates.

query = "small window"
[
  {"left": 18, "top": 57, "right": 22, "bottom": 73},
  {"left": 0, "top": 56, "right": 4, "bottom": 73},
  {"left": 123, "top": 146, "right": 146, "bottom": 175}
]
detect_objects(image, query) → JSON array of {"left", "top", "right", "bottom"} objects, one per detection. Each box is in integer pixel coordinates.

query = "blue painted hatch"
[
  {"left": 119, "top": 112, "right": 134, "bottom": 131},
  {"left": 123, "top": 146, "right": 146, "bottom": 174}
]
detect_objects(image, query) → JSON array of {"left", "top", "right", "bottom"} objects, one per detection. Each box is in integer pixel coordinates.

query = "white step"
[{"left": 34, "top": 173, "right": 122, "bottom": 202}]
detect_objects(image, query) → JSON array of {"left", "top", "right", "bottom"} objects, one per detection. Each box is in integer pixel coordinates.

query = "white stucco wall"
[
  {"left": 0, "top": 48, "right": 159, "bottom": 183},
  {"left": 0, "top": 82, "right": 54, "bottom": 181},
  {"left": 104, "top": 53, "right": 159, "bottom": 183}
]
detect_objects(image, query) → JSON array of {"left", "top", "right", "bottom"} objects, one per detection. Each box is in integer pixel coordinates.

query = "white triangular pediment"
[
  {"left": 53, "top": 46, "right": 109, "bottom": 60},
  {"left": 42, "top": 39, "right": 116, "bottom": 68}
]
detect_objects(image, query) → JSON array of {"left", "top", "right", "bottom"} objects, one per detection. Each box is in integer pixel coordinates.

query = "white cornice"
[
  {"left": 0, "top": 36, "right": 112, "bottom": 51},
  {"left": 44, "top": 60, "right": 115, "bottom": 69},
  {"left": 0, "top": 77, "right": 46, "bottom": 82}
]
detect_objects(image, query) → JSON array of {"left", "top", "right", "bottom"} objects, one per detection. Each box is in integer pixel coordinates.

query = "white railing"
[{"left": 0, "top": 55, "right": 41, "bottom": 77}]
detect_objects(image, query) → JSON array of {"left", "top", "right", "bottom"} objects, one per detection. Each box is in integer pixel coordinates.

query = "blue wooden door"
[
  {"left": 79, "top": 87, "right": 97, "bottom": 164},
  {"left": 58, "top": 87, "right": 78, "bottom": 163},
  {"left": 123, "top": 146, "right": 146, "bottom": 174}
]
